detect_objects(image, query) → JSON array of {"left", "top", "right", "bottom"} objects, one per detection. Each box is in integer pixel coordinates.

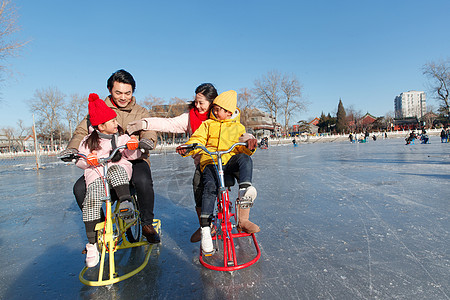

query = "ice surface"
[{"left": 0, "top": 136, "right": 449, "bottom": 299}]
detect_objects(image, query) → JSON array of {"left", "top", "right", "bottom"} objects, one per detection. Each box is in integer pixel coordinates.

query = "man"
[{"left": 60, "top": 69, "right": 160, "bottom": 243}]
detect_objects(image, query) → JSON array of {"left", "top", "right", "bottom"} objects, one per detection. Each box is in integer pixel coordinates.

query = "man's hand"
[
  {"left": 87, "top": 151, "right": 99, "bottom": 166},
  {"left": 58, "top": 148, "right": 78, "bottom": 162},
  {"left": 246, "top": 138, "right": 258, "bottom": 150},
  {"left": 126, "top": 137, "right": 139, "bottom": 150},
  {"left": 176, "top": 145, "right": 187, "bottom": 156},
  {"left": 139, "top": 138, "right": 154, "bottom": 150},
  {"left": 127, "top": 120, "right": 146, "bottom": 134}
]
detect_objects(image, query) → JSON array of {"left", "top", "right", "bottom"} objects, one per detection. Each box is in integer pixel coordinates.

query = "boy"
[{"left": 176, "top": 90, "right": 259, "bottom": 254}]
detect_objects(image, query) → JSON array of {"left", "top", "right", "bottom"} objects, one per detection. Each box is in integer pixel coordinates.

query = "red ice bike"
[{"left": 181, "top": 142, "right": 261, "bottom": 272}]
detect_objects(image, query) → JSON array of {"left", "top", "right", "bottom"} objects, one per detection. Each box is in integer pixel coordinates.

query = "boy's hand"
[
  {"left": 176, "top": 145, "right": 187, "bottom": 156},
  {"left": 126, "top": 137, "right": 139, "bottom": 150},
  {"left": 87, "top": 151, "right": 99, "bottom": 166},
  {"left": 246, "top": 138, "right": 258, "bottom": 150}
]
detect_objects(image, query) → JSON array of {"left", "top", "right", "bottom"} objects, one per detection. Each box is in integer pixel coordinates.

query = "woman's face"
[{"left": 194, "top": 93, "right": 211, "bottom": 114}]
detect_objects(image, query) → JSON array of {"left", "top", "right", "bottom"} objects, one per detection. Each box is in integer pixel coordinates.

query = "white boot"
[
  {"left": 238, "top": 185, "right": 257, "bottom": 207},
  {"left": 85, "top": 243, "right": 99, "bottom": 268},
  {"left": 201, "top": 227, "right": 214, "bottom": 255}
]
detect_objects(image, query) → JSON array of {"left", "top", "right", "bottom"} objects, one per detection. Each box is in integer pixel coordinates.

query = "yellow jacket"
[{"left": 184, "top": 109, "right": 254, "bottom": 171}]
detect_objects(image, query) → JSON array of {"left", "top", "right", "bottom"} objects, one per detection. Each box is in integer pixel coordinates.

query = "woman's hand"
[{"left": 127, "top": 120, "right": 147, "bottom": 134}]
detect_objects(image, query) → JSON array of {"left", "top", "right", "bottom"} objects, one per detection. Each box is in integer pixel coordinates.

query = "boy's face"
[{"left": 212, "top": 105, "right": 232, "bottom": 120}]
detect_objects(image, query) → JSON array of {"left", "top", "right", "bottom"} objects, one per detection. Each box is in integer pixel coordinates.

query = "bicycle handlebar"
[
  {"left": 57, "top": 145, "right": 128, "bottom": 164},
  {"left": 180, "top": 142, "right": 247, "bottom": 157}
]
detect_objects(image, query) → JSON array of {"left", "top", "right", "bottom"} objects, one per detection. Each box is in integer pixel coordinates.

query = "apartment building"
[{"left": 394, "top": 91, "right": 426, "bottom": 119}]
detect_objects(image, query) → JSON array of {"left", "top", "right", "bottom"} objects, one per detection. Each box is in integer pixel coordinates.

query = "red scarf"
[{"left": 189, "top": 108, "right": 208, "bottom": 133}]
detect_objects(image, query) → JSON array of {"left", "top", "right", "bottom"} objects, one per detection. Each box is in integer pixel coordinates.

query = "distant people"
[
  {"left": 441, "top": 128, "right": 448, "bottom": 143},
  {"left": 259, "top": 137, "right": 269, "bottom": 149},
  {"left": 348, "top": 133, "right": 353, "bottom": 143},
  {"left": 420, "top": 133, "right": 429, "bottom": 144},
  {"left": 405, "top": 131, "right": 416, "bottom": 145},
  {"left": 292, "top": 137, "right": 298, "bottom": 147},
  {"left": 372, "top": 134, "right": 377, "bottom": 141},
  {"left": 384, "top": 132, "right": 388, "bottom": 139}
]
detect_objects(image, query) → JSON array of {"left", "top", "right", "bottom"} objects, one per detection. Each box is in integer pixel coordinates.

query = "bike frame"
[
  {"left": 60, "top": 146, "right": 161, "bottom": 286},
  {"left": 185, "top": 143, "right": 261, "bottom": 271}
]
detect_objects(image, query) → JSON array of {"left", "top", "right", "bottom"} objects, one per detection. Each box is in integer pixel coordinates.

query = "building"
[
  {"left": 242, "top": 108, "right": 281, "bottom": 137},
  {"left": 394, "top": 91, "right": 426, "bottom": 119}
]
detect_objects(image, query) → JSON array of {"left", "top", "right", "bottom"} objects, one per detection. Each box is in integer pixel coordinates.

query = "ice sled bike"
[
  {"left": 180, "top": 142, "right": 261, "bottom": 272},
  {"left": 59, "top": 145, "right": 161, "bottom": 286}
]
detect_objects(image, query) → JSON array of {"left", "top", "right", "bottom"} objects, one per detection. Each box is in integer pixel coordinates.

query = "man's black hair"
[{"left": 107, "top": 69, "right": 136, "bottom": 93}]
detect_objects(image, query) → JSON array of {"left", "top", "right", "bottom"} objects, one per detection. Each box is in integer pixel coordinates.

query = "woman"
[{"left": 127, "top": 83, "right": 218, "bottom": 243}]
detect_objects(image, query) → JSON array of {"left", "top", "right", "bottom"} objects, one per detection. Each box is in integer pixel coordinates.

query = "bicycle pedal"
[{"left": 203, "top": 250, "right": 215, "bottom": 257}]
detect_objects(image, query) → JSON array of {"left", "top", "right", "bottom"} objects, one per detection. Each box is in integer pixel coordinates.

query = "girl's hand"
[{"left": 87, "top": 151, "right": 99, "bottom": 166}]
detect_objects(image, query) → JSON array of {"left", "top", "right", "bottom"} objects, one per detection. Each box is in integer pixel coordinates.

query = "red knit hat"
[{"left": 88, "top": 93, "right": 117, "bottom": 126}]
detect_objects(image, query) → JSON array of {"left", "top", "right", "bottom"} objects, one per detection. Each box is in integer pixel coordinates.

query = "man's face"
[{"left": 110, "top": 81, "right": 133, "bottom": 108}]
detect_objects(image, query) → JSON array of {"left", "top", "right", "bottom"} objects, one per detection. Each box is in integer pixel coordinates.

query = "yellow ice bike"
[{"left": 60, "top": 145, "right": 161, "bottom": 286}]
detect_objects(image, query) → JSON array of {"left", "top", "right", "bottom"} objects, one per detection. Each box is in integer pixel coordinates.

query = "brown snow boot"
[
  {"left": 190, "top": 207, "right": 202, "bottom": 243},
  {"left": 237, "top": 206, "right": 260, "bottom": 234}
]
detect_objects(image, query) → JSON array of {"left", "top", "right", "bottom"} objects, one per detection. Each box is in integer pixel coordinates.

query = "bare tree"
[
  {"left": 28, "top": 87, "right": 65, "bottom": 149},
  {"left": 0, "top": 1, "right": 28, "bottom": 81},
  {"left": 383, "top": 111, "right": 394, "bottom": 131},
  {"left": 345, "top": 105, "right": 363, "bottom": 132},
  {"left": 168, "top": 97, "right": 189, "bottom": 117},
  {"left": 1, "top": 126, "right": 14, "bottom": 151},
  {"left": 280, "top": 73, "right": 306, "bottom": 133},
  {"left": 142, "top": 95, "right": 165, "bottom": 115},
  {"left": 238, "top": 88, "right": 256, "bottom": 127},
  {"left": 16, "top": 118, "right": 29, "bottom": 150},
  {"left": 423, "top": 60, "right": 450, "bottom": 119},
  {"left": 63, "top": 93, "right": 87, "bottom": 137},
  {"left": 253, "top": 70, "right": 282, "bottom": 124}
]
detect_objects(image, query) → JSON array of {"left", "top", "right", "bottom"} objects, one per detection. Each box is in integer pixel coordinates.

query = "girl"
[{"left": 76, "top": 93, "right": 141, "bottom": 267}]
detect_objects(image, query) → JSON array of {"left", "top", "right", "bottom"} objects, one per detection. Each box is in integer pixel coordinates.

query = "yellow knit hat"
[{"left": 213, "top": 90, "right": 237, "bottom": 113}]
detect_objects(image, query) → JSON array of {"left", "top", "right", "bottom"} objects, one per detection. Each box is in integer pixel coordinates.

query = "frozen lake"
[{"left": 1, "top": 136, "right": 449, "bottom": 299}]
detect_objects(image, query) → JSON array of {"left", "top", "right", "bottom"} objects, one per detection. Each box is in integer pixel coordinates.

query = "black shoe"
[{"left": 142, "top": 225, "right": 161, "bottom": 244}]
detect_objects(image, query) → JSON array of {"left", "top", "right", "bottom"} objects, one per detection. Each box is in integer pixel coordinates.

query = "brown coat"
[{"left": 67, "top": 96, "right": 157, "bottom": 160}]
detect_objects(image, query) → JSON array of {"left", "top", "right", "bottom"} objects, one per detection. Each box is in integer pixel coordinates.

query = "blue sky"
[{"left": 1, "top": 0, "right": 449, "bottom": 128}]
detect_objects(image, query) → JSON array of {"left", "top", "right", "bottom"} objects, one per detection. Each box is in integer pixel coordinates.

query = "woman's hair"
[
  {"left": 107, "top": 69, "right": 136, "bottom": 93},
  {"left": 189, "top": 83, "right": 218, "bottom": 109},
  {"left": 83, "top": 126, "right": 125, "bottom": 163}
]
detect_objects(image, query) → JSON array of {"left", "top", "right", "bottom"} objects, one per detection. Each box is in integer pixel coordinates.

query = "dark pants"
[
  {"left": 73, "top": 159, "right": 155, "bottom": 226},
  {"left": 201, "top": 153, "right": 252, "bottom": 223},
  {"left": 192, "top": 165, "right": 203, "bottom": 208}
]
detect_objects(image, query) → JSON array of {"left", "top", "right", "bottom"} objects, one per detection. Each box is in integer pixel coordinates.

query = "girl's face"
[
  {"left": 194, "top": 93, "right": 211, "bottom": 114},
  {"left": 98, "top": 118, "right": 118, "bottom": 134}
]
